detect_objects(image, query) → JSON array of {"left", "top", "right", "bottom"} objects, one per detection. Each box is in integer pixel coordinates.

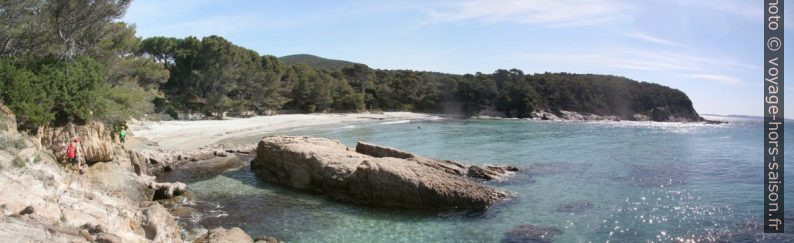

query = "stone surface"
[
  {"left": 254, "top": 236, "right": 281, "bottom": 243},
  {"left": 357, "top": 141, "right": 517, "bottom": 180},
  {"left": 356, "top": 141, "right": 467, "bottom": 176},
  {"left": 0, "top": 104, "right": 16, "bottom": 135},
  {"left": 142, "top": 203, "right": 182, "bottom": 242},
  {"left": 196, "top": 227, "right": 254, "bottom": 243},
  {"left": 38, "top": 121, "right": 116, "bottom": 164},
  {"left": 0, "top": 114, "right": 189, "bottom": 242},
  {"left": 252, "top": 136, "right": 507, "bottom": 209},
  {"left": 502, "top": 224, "right": 562, "bottom": 243}
]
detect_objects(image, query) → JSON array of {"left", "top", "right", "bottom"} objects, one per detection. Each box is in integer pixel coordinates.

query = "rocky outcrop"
[
  {"left": 0, "top": 104, "right": 16, "bottom": 134},
  {"left": 130, "top": 143, "right": 256, "bottom": 176},
  {"left": 141, "top": 203, "right": 183, "bottom": 242},
  {"left": 38, "top": 121, "right": 116, "bottom": 164},
  {"left": 252, "top": 136, "right": 507, "bottom": 209},
  {"left": 0, "top": 141, "right": 169, "bottom": 242},
  {"left": 467, "top": 165, "right": 518, "bottom": 180},
  {"left": 150, "top": 181, "right": 187, "bottom": 200},
  {"left": 356, "top": 142, "right": 517, "bottom": 181},
  {"left": 196, "top": 227, "right": 254, "bottom": 243}
]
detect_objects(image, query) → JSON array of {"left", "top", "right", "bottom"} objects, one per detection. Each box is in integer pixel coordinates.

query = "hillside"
[{"left": 278, "top": 54, "right": 359, "bottom": 71}]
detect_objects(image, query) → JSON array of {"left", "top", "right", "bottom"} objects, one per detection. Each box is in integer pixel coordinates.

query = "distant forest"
[{"left": 0, "top": 0, "right": 700, "bottom": 130}]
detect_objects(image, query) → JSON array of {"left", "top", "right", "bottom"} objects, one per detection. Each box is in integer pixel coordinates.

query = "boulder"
[
  {"left": 150, "top": 181, "right": 187, "bottom": 200},
  {"left": 357, "top": 142, "right": 516, "bottom": 180},
  {"left": 196, "top": 227, "right": 254, "bottom": 243},
  {"left": 468, "top": 165, "right": 518, "bottom": 180},
  {"left": 356, "top": 142, "right": 467, "bottom": 176},
  {"left": 38, "top": 121, "right": 116, "bottom": 164},
  {"left": 141, "top": 204, "right": 182, "bottom": 242},
  {"left": 95, "top": 232, "right": 122, "bottom": 243},
  {"left": 252, "top": 136, "right": 507, "bottom": 209}
]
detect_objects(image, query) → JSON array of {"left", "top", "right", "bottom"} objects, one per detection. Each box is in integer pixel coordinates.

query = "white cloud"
[
  {"left": 689, "top": 74, "right": 742, "bottom": 86},
  {"left": 425, "top": 0, "right": 633, "bottom": 27},
  {"left": 625, "top": 31, "right": 688, "bottom": 48}
]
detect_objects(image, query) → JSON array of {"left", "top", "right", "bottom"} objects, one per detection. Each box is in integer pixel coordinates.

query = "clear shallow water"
[{"left": 165, "top": 117, "right": 794, "bottom": 242}]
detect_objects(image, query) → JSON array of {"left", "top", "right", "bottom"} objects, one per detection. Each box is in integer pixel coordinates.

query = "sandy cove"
[{"left": 130, "top": 112, "right": 435, "bottom": 150}]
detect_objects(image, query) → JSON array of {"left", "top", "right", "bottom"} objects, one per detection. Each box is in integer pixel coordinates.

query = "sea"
[{"left": 158, "top": 115, "right": 794, "bottom": 242}]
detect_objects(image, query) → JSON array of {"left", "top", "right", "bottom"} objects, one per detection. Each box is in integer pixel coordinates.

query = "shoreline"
[
  {"left": 130, "top": 112, "right": 437, "bottom": 150},
  {"left": 131, "top": 111, "right": 726, "bottom": 151}
]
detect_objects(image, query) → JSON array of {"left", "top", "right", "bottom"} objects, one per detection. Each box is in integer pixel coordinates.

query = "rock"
[
  {"left": 150, "top": 182, "right": 187, "bottom": 200},
  {"left": 252, "top": 136, "right": 507, "bottom": 209},
  {"left": 95, "top": 232, "right": 122, "bottom": 243},
  {"left": 254, "top": 236, "right": 281, "bottom": 243},
  {"left": 18, "top": 206, "right": 33, "bottom": 216},
  {"left": 502, "top": 224, "right": 562, "bottom": 243},
  {"left": 38, "top": 121, "right": 116, "bottom": 164},
  {"left": 649, "top": 107, "right": 672, "bottom": 122},
  {"left": 356, "top": 142, "right": 467, "bottom": 176},
  {"left": 81, "top": 223, "right": 106, "bottom": 234},
  {"left": 467, "top": 165, "right": 517, "bottom": 180},
  {"left": 355, "top": 141, "right": 415, "bottom": 159},
  {"left": 141, "top": 204, "right": 182, "bottom": 242},
  {"left": 78, "top": 229, "right": 93, "bottom": 241},
  {"left": 0, "top": 104, "right": 17, "bottom": 135},
  {"left": 196, "top": 227, "right": 254, "bottom": 243},
  {"left": 556, "top": 201, "right": 593, "bottom": 214}
]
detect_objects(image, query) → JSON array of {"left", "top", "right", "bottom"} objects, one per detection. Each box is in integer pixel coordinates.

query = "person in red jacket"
[{"left": 67, "top": 138, "right": 82, "bottom": 173}]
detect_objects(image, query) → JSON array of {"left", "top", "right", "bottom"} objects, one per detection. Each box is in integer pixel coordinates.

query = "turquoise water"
[{"left": 168, "top": 117, "right": 794, "bottom": 242}]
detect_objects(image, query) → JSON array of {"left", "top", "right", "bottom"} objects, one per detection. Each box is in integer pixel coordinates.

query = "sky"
[{"left": 123, "top": 0, "right": 790, "bottom": 117}]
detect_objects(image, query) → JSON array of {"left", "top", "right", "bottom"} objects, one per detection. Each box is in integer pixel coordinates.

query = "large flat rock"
[{"left": 251, "top": 136, "right": 507, "bottom": 209}]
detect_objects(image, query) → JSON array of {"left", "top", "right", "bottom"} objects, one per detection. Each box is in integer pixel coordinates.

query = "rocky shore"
[
  {"left": 0, "top": 104, "right": 524, "bottom": 241},
  {"left": 473, "top": 109, "right": 708, "bottom": 123},
  {"left": 0, "top": 105, "right": 274, "bottom": 242}
]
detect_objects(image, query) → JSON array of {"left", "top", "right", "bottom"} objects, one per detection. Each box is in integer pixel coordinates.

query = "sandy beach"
[{"left": 130, "top": 112, "right": 435, "bottom": 150}]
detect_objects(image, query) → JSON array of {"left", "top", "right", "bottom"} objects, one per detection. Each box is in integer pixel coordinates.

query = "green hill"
[{"left": 278, "top": 54, "right": 359, "bottom": 71}]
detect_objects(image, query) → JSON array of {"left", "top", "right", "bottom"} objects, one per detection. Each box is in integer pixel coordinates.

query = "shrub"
[
  {"left": 12, "top": 155, "right": 25, "bottom": 168},
  {"left": 14, "top": 137, "right": 26, "bottom": 149}
]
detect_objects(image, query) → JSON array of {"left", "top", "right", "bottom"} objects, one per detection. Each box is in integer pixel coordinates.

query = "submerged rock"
[
  {"left": 252, "top": 136, "right": 507, "bottom": 209},
  {"left": 556, "top": 201, "right": 593, "bottom": 214},
  {"left": 502, "top": 224, "right": 562, "bottom": 243}
]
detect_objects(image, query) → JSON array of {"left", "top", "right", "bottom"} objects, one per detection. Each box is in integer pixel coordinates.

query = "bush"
[
  {"left": 0, "top": 137, "right": 12, "bottom": 150},
  {"left": 102, "top": 81, "right": 156, "bottom": 123},
  {"left": 12, "top": 155, "right": 25, "bottom": 168},
  {"left": 14, "top": 137, "right": 26, "bottom": 149},
  {"left": 39, "top": 57, "right": 109, "bottom": 124},
  {"left": 0, "top": 59, "right": 54, "bottom": 127}
]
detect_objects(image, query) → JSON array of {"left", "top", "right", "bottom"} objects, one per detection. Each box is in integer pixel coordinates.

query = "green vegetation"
[
  {"left": 1, "top": 0, "right": 165, "bottom": 129},
  {"left": 0, "top": 0, "right": 701, "bottom": 129},
  {"left": 279, "top": 54, "right": 359, "bottom": 72},
  {"left": 12, "top": 155, "right": 25, "bottom": 168}
]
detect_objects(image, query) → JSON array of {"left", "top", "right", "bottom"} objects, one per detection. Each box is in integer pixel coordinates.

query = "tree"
[{"left": 0, "top": 0, "right": 132, "bottom": 59}]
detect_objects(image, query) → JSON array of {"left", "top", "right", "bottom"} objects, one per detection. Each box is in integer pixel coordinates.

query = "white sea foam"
[{"left": 380, "top": 120, "right": 411, "bottom": 125}]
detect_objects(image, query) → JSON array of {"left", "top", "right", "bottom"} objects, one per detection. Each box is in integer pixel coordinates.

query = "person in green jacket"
[{"left": 119, "top": 128, "right": 127, "bottom": 145}]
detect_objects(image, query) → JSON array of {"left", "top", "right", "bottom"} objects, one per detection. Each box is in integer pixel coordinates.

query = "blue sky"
[{"left": 124, "top": 0, "right": 788, "bottom": 117}]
